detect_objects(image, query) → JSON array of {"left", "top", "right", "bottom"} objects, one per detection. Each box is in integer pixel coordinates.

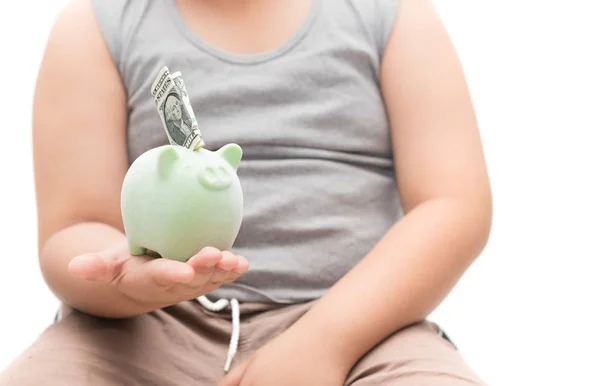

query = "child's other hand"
[
  {"left": 67, "top": 241, "right": 248, "bottom": 307},
  {"left": 219, "top": 324, "right": 347, "bottom": 386}
]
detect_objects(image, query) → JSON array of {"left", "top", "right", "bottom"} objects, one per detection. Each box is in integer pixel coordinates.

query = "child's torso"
[{"left": 93, "top": 0, "right": 402, "bottom": 303}]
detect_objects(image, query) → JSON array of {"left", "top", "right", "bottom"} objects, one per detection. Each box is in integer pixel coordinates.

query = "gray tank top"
[{"left": 92, "top": 0, "right": 402, "bottom": 303}]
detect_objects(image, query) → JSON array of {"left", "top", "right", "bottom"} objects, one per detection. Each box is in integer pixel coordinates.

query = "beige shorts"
[{"left": 0, "top": 299, "right": 486, "bottom": 385}]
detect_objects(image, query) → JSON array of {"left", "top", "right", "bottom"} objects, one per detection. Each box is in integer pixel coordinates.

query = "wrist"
[{"left": 287, "top": 312, "right": 359, "bottom": 371}]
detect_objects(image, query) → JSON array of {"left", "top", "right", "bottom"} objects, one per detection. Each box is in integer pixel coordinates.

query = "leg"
[
  {"left": 0, "top": 301, "right": 229, "bottom": 385},
  {"left": 345, "top": 321, "right": 487, "bottom": 386},
  {"left": 128, "top": 241, "right": 146, "bottom": 255}
]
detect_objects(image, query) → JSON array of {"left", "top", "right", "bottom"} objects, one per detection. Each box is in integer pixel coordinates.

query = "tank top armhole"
[
  {"left": 346, "top": 0, "right": 401, "bottom": 66},
  {"left": 89, "top": 0, "right": 125, "bottom": 70},
  {"left": 373, "top": 0, "right": 402, "bottom": 62}
]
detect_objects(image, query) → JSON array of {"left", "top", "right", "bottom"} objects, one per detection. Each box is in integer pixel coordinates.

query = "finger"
[
  {"left": 187, "top": 246, "right": 223, "bottom": 272},
  {"left": 132, "top": 258, "right": 196, "bottom": 286},
  {"left": 210, "top": 251, "right": 238, "bottom": 285},
  {"left": 218, "top": 359, "right": 251, "bottom": 386},
  {"left": 216, "top": 251, "right": 240, "bottom": 270},
  {"left": 68, "top": 251, "right": 128, "bottom": 282},
  {"left": 224, "top": 256, "right": 249, "bottom": 283},
  {"left": 233, "top": 255, "right": 249, "bottom": 274},
  {"left": 183, "top": 247, "right": 225, "bottom": 288}
]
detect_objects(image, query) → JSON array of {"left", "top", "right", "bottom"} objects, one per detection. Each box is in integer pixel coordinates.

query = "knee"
[
  {"left": 0, "top": 311, "right": 148, "bottom": 385},
  {"left": 348, "top": 365, "right": 487, "bottom": 386},
  {"left": 346, "top": 321, "right": 486, "bottom": 386}
]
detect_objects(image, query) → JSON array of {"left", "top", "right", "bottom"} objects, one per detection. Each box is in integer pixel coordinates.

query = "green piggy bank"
[{"left": 121, "top": 144, "right": 244, "bottom": 262}]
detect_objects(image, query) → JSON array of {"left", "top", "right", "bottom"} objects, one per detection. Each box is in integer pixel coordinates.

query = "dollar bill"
[
  {"left": 151, "top": 66, "right": 204, "bottom": 150},
  {"left": 171, "top": 71, "right": 198, "bottom": 130}
]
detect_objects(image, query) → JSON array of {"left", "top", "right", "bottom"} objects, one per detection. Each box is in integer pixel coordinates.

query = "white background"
[{"left": 0, "top": 1, "right": 599, "bottom": 385}]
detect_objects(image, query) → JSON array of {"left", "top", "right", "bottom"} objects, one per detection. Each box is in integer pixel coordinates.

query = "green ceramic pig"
[{"left": 121, "top": 144, "right": 244, "bottom": 262}]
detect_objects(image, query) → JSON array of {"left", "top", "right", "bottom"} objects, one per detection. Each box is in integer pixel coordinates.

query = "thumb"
[
  {"left": 68, "top": 249, "right": 128, "bottom": 282},
  {"left": 218, "top": 359, "right": 251, "bottom": 386}
]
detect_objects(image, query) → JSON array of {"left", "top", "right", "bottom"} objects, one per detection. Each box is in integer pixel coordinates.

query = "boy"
[{"left": 0, "top": 0, "right": 491, "bottom": 384}]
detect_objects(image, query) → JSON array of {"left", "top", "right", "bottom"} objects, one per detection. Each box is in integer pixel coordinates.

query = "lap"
[
  {"left": 1, "top": 300, "right": 486, "bottom": 386},
  {"left": 0, "top": 301, "right": 231, "bottom": 386},
  {"left": 345, "top": 321, "right": 486, "bottom": 386}
]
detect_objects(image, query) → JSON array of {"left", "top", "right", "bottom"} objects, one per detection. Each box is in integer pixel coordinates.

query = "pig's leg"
[{"left": 128, "top": 241, "right": 147, "bottom": 256}]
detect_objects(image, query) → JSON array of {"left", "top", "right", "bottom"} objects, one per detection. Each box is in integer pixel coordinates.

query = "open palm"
[{"left": 67, "top": 241, "right": 248, "bottom": 305}]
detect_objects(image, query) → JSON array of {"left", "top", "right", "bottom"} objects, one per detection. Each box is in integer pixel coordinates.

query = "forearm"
[
  {"left": 40, "top": 222, "right": 162, "bottom": 318},
  {"left": 290, "top": 198, "right": 491, "bottom": 368}
]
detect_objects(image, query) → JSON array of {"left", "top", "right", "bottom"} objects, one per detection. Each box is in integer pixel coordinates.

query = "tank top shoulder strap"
[
  {"left": 345, "top": 0, "right": 401, "bottom": 61},
  {"left": 90, "top": 0, "right": 153, "bottom": 72}
]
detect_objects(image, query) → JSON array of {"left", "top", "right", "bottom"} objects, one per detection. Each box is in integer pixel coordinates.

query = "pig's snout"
[{"left": 199, "top": 166, "right": 232, "bottom": 190}]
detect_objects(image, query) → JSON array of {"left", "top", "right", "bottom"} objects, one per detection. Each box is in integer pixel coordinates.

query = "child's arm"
[
  {"left": 220, "top": 0, "right": 491, "bottom": 382},
  {"left": 220, "top": 0, "right": 489, "bottom": 379},
  {"left": 35, "top": 0, "right": 247, "bottom": 319},
  {"left": 33, "top": 0, "right": 133, "bottom": 317},
  {"left": 289, "top": 0, "right": 492, "bottom": 369}
]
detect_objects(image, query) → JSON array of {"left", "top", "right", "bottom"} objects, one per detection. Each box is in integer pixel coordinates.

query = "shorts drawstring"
[{"left": 198, "top": 295, "right": 240, "bottom": 372}]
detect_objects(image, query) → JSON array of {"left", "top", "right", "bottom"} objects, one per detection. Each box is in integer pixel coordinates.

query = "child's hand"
[
  {"left": 219, "top": 325, "right": 347, "bottom": 386},
  {"left": 67, "top": 241, "right": 248, "bottom": 307}
]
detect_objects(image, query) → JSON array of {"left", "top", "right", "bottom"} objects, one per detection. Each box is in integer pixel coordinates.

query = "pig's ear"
[
  {"left": 158, "top": 146, "right": 179, "bottom": 178},
  {"left": 217, "top": 143, "right": 242, "bottom": 170}
]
